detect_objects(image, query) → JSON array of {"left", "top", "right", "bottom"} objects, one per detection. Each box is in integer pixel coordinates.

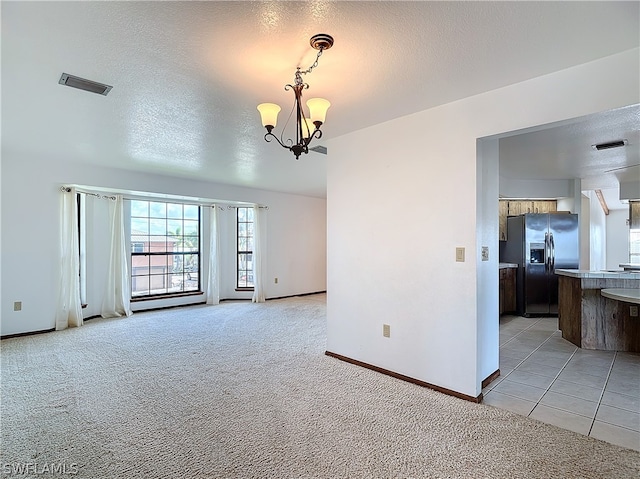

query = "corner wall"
[{"left": 326, "top": 48, "right": 639, "bottom": 398}]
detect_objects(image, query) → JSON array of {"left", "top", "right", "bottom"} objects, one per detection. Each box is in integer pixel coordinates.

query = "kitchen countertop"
[
  {"left": 601, "top": 288, "right": 640, "bottom": 305},
  {"left": 555, "top": 269, "right": 640, "bottom": 279},
  {"left": 619, "top": 263, "right": 640, "bottom": 271},
  {"left": 499, "top": 263, "right": 518, "bottom": 269}
]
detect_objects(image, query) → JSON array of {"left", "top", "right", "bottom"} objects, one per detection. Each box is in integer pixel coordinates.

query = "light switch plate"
[
  {"left": 481, "top": 246, "right": 489, "bottom": 261},
  {"left": 456, "top": 247, "right": 465, "bottom": 262},
  {"left": 383, "top": 324, "right": 390, "bottom": 338}
]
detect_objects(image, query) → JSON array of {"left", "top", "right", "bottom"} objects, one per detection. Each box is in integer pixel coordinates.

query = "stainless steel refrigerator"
[{"left": 502, "top": 213, "right": 579, "bottom": 316}]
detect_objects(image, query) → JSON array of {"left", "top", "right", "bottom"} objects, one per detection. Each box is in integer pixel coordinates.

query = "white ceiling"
[
  {"left": 2, "top": 1, "right": 639, "bottom": 199},
  {"left": 499, "top": 104, "right": 640, "bottom": 210}
]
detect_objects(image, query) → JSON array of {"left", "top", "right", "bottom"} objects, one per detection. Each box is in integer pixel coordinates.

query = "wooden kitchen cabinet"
[
  {"left": 518, "top": 201, "right": 532, "bottom": 214},
  {"left": 558, "top": 273, "right": 640, "bottom": 352},
  {"left": 499, "top": 201, "right": 508, "bottom": 241},
  {"left": 499, "top": 267, "right": 516, "bottom": 315},
  {"left": 533, "top": 200, "right": 557, "bottom": 214},
  {"left": 499, "top": 200, "right": 557, "bottom": 240},
  {"left": 507, "top": 201, "right": 522, "bottom": 216},
  {"left": 509, "top": 200, "right": 534, "bottom": 214}
]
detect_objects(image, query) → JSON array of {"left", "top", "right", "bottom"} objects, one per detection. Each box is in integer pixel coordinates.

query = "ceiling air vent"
[
  {"left": 591, "top": 139, "right": 627, "bottom": 151},
  {"left": 309, "top": 145, "right": 327, "bottom": 155},
  {"left": 58, "top": 73, "right": 112, "bottom": 96}
]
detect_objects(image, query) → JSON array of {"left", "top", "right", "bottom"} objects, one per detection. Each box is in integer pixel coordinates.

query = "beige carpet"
[{"left": 1, "top": 294, "right": 638, "bottom": 478}]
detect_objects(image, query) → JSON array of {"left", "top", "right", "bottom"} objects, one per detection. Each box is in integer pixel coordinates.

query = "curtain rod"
[
  {"left": 60, "top": 186, "right": 116, "bottom": 201},
  {"left": 61, "top": 186, "right": 268, "bottom": 209},
  {"left": 225, "top": 205, "right": 269, "bottom": 210},
  {"left": 62, "top": 186, "right": 214, "bottom": 206}
]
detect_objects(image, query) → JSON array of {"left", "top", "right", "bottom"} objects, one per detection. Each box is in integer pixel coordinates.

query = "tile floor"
[{"left": 483, "top": 315, "right": 640, "bottom": 452}]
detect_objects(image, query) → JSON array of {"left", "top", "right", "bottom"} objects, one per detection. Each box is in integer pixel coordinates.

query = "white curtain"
[
  {"left": 206, "top": 206, "right": 220, "bottom": 305},
  {"left": 55, "top": 187, "right": 83, "bottom": 330},
  {"left": 252, "top": 206, "right": 266, "bottom": 303},
  {"left": 101, "top": 195, "right": 132, "bottom": 318}
]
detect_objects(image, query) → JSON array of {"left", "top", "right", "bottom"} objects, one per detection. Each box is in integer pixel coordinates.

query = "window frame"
[
  {"left": 129, "top": 200, "right": 202, "bottom": 300},
  {"left": 236, "top": 206, "right": 254, "bottom": 291}
]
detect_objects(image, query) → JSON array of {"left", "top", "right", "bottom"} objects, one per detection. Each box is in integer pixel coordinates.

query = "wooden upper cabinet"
[
  {"left": 499, "top": 201, "right": 508, "bottom": 241},
  {"left": 533, "top": 200, "right": 557, "bottom": 213},
  {"left": 499, "top": 199, "right": 558, "bottom": 240},
  {"left": 507, "top": 201, "right": 521, "bottom": 216},
  {"left": 533, "top": 201, "right": 546, "bottom": 213}
]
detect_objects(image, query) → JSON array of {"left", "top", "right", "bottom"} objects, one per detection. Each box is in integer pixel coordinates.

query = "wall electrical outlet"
[
  {"left": 631, "top": 306, "right": 638, "bottom": 317},
  {"left": 14, "top": 301, "right": 22, "bottom": 312},
  {"left": 383, "top": 324, "right": 390, "bottom": 338},
  {"left": 455, "top": 247, "right": 465, "bottom": 262}
]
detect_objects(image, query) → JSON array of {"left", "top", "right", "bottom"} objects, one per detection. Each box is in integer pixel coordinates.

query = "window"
[
  {"left": 630, "top": 202, "right": 640, "bottom": 264},
  {"left": 237, "top": 207, "right": 254, "bottom": 289},
  {"left": 130, "top": 200, "right": 200, "bottom": 298}
]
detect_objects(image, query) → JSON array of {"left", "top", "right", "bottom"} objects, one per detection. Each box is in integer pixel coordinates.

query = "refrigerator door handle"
[
  {"left": 550, "top": 232, "right": 555, "bottom": 271},
  {"left": 544, "top": 232, "right": 549, "bottom": 272}
]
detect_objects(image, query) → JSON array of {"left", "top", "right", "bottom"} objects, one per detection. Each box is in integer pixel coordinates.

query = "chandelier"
[{"left": 257, "top": 34, "right": 334, "bottom": 160}]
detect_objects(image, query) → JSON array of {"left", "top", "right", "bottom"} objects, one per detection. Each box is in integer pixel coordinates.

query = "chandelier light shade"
[
  {"left": 306, "top": 98, "right": 331, "bottom": 125},
  {"left": 257, "top": 103, "right": 281, "bottom": 130},
  {"left": 257, "top": 34, "right": 334, "bottom": 160}
]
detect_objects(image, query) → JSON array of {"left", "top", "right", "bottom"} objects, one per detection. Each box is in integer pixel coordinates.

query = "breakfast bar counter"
[
  {"left": 556, "top": 269, "right": 640, "bottom": 352},
  {"left": 601, "top": 288, "right": 640, "bottom": 304}
]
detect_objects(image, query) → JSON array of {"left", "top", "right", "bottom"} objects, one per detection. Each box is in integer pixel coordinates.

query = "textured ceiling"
[
  {"left": 499, "top": 104, "right": 640, "bottom": 209},
  {"left": 2, "top": 1, "right": 639, "bottom": 198}
]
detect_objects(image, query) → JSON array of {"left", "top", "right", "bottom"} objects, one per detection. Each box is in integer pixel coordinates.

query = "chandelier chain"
[
  {"left": 299, "top": 48, "right": 324, "bottom": 76},
  {"left": 295, "top": 48, "right": 323, "bottom": 86}
]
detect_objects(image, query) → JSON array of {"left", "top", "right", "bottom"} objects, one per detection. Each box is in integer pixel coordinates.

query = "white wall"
[
  {"left": 499, "top": 178, "right": 572, "bottom": 199},
  {"left": 585, "top": 191, "right": 607, "bottom": 271},
  {"left": 476, "top": 138, "right": 500, "bottom": 385},
  {"left": 620, "top": 180, "right": 640, "bottom": 201},
  {"left": 1, "top": 154, "right": 326, "bottom": 336},
  {"left": 580, "top": 194, "right": 591, "bottom": 270},
  {"left": 326, "top": 48, "right": 639, "bottom": 398},
  {"left": 556, "top": 198, "right": 574, "bottom": 212},
  {"left": 606, "top": 209, "right": 630, "bottom": 269}
]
